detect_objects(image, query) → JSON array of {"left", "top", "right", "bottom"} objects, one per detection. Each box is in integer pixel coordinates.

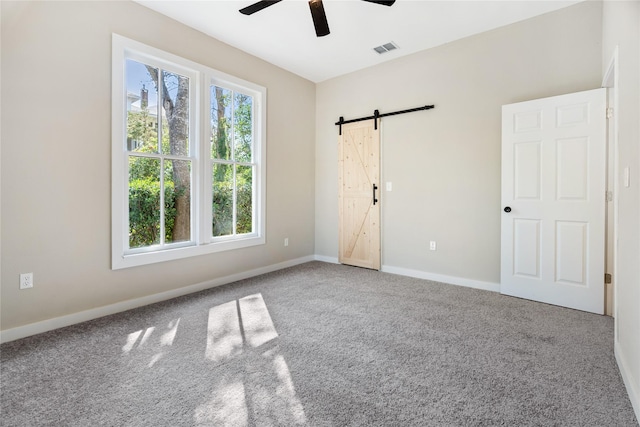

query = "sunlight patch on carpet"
[
  {"left": 121, "top": 319, "right": 181, "bottom": 368},
  {"left": 205, "top": 293, "right": 278, "bottom": 363},
  {"left": 194, "top": 380, "right": 248, "bottom": 426}
]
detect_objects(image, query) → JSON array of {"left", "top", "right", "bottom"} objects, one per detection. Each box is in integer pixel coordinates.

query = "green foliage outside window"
[
  {"left": 127, "top": 109, "right": 182, "bottom": 248},
  {"left": 211, "top": 88, "right": 254, "bottom": 237},
  {"left": 128, "top": 85, "right": 254, "bottom": 247},
  {"left": 129, "top": 178, "right": 176, "bottom": 248},
  {"left": 126, "top": 62, "right": 192, "bottom": 249}
]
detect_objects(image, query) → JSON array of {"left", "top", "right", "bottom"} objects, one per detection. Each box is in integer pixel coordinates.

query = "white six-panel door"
[{"left": 501, "top": 88, "right": 606, "bottom": 314}]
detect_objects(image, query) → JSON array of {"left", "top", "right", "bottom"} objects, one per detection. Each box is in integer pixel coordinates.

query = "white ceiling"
[{"left": 136, "top": 0, "right": 583, "bottom": 83}]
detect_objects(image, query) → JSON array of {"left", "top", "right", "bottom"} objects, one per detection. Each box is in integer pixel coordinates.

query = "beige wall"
[
  {"left": 602, "top": 0, "right": 640, "bottom": 415},
  {"left": 316, "top": 1, "right": 603, "bottom": 286},
  {"left": 0, "top": 1, "right": 316, "bottom": 331}
]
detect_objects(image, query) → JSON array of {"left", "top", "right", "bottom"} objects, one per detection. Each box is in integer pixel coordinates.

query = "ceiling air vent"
[{"left": 373, "top": 42, "right": 398, "bottom": 54}]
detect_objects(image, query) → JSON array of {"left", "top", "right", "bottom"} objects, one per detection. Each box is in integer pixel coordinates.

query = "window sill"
[{"left": 112, "top": 235, "right": 265, "bottom": 270}]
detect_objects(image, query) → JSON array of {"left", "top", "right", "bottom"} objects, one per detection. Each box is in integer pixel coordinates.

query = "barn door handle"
[{"left": 373, "top": 184, "right": 378, "bottom": 205}]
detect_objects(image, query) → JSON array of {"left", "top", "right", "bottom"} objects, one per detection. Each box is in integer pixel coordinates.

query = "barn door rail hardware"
[{"left": 335, "top": 105, "right": 435, "bottom": 135}]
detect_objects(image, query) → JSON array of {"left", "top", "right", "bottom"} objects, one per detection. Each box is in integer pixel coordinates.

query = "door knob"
[{"left": 504, "top": 206, "right": 511, "bottom": 213}]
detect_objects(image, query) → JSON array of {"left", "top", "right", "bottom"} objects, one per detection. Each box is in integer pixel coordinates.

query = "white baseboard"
[
  {"left": 0, "top": 256, "right": 498, "bottom": 344},
  {"left": 615, "top": 340, "right": 640, "bottom": 421},
  {"left": 314, "top": 254, "right": 339, "bottom": 264},
  {"left": 0, "top": 255, "right": 315, "bottom": 344},
  {"left": 381, "top": 265, "right": 500, "bottom": 293},
  {"left": 311, "top": 256, "right": 500, "bottom": 292},
  {"left": 0, "top": 256, "right": 512, "bottom": 343}
]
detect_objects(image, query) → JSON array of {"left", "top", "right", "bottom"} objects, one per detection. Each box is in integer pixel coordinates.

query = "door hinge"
[
  {"left": 606, "top": 107, "right": 614, "bottom": 119},
  {"left": 605, "top": 273, "right": 612, "bottom": 284},
  {"left": 606, "top": 191, "right": 613, "bottom": 202}
]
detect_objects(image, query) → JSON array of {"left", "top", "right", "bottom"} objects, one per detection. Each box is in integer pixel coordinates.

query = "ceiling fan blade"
[
  {"left": 239, "top": 0, "right": 283, "bottom": 15},
  {"left": 361, "top": 0, "right": 396, "bottom": 5},
  {"left": 308, "top": 0, "right": 330, "bottom": 37}
]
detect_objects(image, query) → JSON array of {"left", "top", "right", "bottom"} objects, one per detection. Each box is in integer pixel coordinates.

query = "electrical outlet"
[
  {"left": 20, "top": 273, "right": 33, "bottom": 289},
  {"left": 429, "top": 241, "right": 437, "bottom": 251},
  {"left": 284, "top": 238, "right": 289, "bottom": 247}
]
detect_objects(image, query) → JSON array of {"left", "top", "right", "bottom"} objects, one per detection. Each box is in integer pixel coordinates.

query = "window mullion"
[
  {"left": 230, "top": 91, "right": 237, "bottom": 236},
  {"left": 194, "top": 74, "right": 205, "bottom": 244},
  {"left": 156, "top": 69, "right": 163, "bottom": 155},
  {"left": 203, "top": 77, "right": 214, "bottom": 243},
  {"left": 251, "top": 100, "right": 257, "bottom": 235},
  {"left": 158, "top": 68, "right": 166, "bottom": 246},
  {"left": 232, "top": 164, "right": 237, "bottom": 236},
  {"left": 123, "top": 148, "right": 130, "bottom": 254},
  {"left": 252, "top": 164, "right": 257, "bottom": 235},
  {"left": 160, "top": 159, "right": 166, "bottom": 246}
]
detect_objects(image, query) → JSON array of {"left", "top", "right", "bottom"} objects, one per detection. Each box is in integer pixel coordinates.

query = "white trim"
[
  {"left": 381, "top": 265, "right": 500, "bottom": 293},
  {"left": 111, "top": 34, "right": 267, "bottom": 270},
  {"left": 0, "top": 256, "right": 314, "bottom": 344},
  {"left": 115, "top": 235, "right": 266, "bottom": 269},
  {"left": 615, "top": 341, "right": 640, "bottom": 421},
  {"left": 603, "top": 47, "right": 621, "bottom": 327},
  {"left": 602, "top": 46, "right": 618, "bottom": 89},
  {"left": 602, "top": 46, "right": 619, "bottom": 322},
  {"left": 313, "top": 256, "right": 500, "bottom": 291},
  {"left": 111, "top": 34, "right": 127, "bottom": 269},
  {"left": 313, "top": 254, "right": 339, "bottom": 264},
  {"left": 0, "top": 257, "right": 498, "bottom": 344}
]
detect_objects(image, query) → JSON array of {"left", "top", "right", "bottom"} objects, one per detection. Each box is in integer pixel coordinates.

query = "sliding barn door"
[
  {"left": 501, "top": 88, "right": 606, "bottom": 314},
  {"left": 338, "top": 120, "right": 380, "bottom": 270}
]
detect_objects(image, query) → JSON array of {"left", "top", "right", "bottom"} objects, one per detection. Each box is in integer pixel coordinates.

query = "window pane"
[
  {"left": 234, "top": 93, "right": 253, "bottom": 163},
  {"left": 212, "top": 163, "right": 233, "bottom": 237},
  {"left": 126, "top": 60, "right": 158, "bottom": 153},
  {"left": 165, "top": 159, "right": 191, "bottom": 244},
  {"left": 161, "top": 70, "right": 190, "bottom": 156},
  {"left": 236, "top": 165, "right": 253, "bottom": 234},
  {"left": 129, "top": 156, "right": 161, "bottom": 248},
  {"left": 211, "top": 86, "right": 232, "bottom": 160}
]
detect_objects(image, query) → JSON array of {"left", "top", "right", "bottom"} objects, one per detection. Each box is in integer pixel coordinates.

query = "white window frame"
[{"left": 112, "top": 34, "right": 266, "bottom": 270}]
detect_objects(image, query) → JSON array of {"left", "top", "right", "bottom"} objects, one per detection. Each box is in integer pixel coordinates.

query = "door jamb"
[{"left": 602, "top": 46, "right": 619, "bottom": 322}]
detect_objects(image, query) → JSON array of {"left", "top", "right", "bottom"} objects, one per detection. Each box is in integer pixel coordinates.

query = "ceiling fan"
[{"left": 239, "top": 0, "right": 396, "bottom": 37}]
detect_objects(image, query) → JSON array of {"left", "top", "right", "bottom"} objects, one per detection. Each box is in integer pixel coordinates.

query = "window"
[
  {"left": 125, "top": 59, "right": 195, "bottom": 251},
  {"left": 112, "top": 35, "right": 266, "bottom": 269},
  {"left": 210, "top": 84, "right": 255, "bottom": 239}
]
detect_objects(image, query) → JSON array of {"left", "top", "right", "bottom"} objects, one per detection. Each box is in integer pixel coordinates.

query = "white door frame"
[{"left": 602, "top": 47, "right": 619, "bottom": 322}]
